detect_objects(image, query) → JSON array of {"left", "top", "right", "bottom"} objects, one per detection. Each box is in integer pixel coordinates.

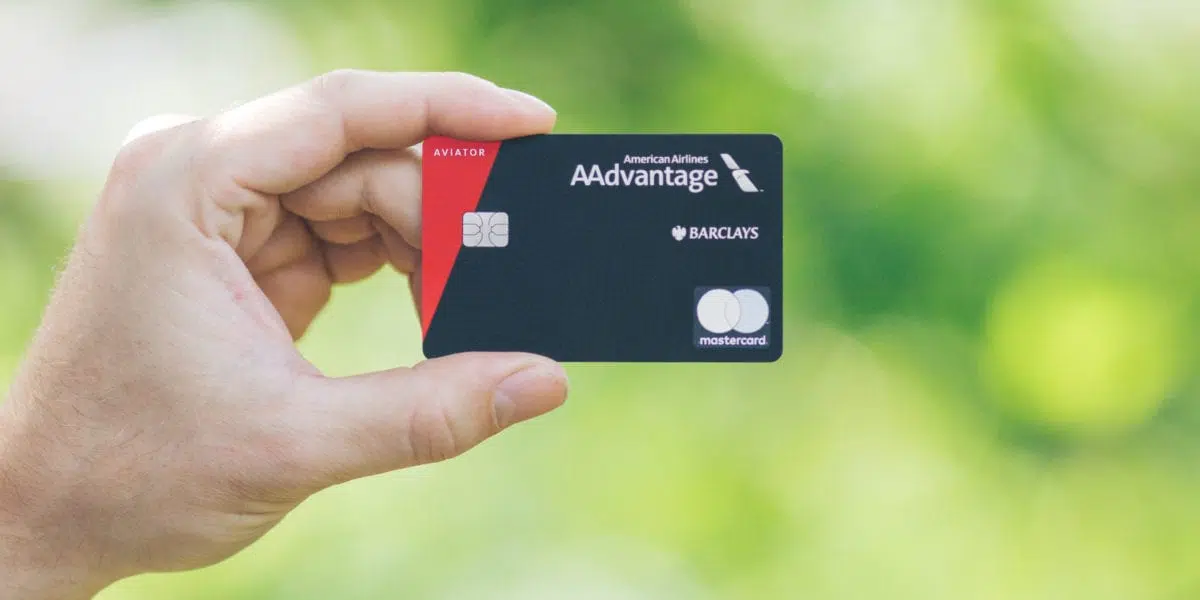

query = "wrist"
[
  {"left": 0, "top": 399, "right": 112, "bottom": 600},
  {"left": 0, "top": 544, "right": 105, "bottom": 600}
]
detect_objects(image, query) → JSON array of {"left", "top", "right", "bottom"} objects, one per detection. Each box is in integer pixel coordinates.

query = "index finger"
[{"left": 204, "top": 70, "right": 557, "bottom": 195}]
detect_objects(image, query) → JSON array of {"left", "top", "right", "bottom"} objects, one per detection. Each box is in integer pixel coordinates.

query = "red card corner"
[{"left": 420, "top": 137, "right": 501, "bottom": 336}]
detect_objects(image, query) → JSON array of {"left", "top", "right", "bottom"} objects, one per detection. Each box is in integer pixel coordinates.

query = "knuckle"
[
  {"left": 310, "top": 68, "right": 363, "bottom": 100},
  {"left": 109, "top": 134, "right": 162, "bottom": 183},
  {"left": 123, "top": 114, "right": 196, "bottom": 146},
  {"left": 188, "top": 120, "right": 229, "bottom": 181},
  {"left": 405, "top": 398, "right": 464, "bottom": 465},
  {"left": 97, "top": 122, "right": 197, "bottom": 222},
  {"left": 434, "top": 71, "right": 493, "bottom": 91}
]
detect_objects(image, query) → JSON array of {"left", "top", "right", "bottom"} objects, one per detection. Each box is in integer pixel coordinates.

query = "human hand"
[{"left": 0, "top": 70, "right": 568, "bottom": 599}]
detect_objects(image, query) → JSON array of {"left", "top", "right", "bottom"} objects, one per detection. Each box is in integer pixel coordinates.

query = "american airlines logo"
[
  {"left": 719, "top": 154, "right": 759, "bottom": 193},
  {"left": 569, "top": 152, "right": 761, "bottom": 194}
]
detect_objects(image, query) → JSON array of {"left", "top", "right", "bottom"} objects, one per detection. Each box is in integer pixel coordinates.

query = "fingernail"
[
  {"left": 493, "top": 363, "right": 568, "bottom": 429},
  {"left": 504, "top": 88, "right": 556, "bottom": 115}
]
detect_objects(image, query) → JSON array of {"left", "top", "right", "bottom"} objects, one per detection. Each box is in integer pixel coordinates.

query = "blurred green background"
[{"left": 2, "top": 0, "right": 1200, "bottom": 598}]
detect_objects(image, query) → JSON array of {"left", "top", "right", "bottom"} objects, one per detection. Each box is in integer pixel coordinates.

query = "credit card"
[{"left": 421, "top": 133, "right": 783, "bottom": 362}]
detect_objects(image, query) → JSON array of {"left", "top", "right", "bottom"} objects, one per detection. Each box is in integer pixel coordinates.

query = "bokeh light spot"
[{"left": 983, "top": 260, "right": 1182, "bottom": 436}]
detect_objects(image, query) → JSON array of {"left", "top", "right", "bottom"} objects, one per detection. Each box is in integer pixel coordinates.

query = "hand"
[{"left": 0, "top": 70, "right": 568, "bottom": 599}]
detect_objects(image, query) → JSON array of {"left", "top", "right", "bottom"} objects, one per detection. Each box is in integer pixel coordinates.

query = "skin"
[{"left": 0, "top": 70, "right": 569, "bottom": 599}]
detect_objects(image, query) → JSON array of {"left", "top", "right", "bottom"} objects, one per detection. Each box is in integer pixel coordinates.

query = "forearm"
[{"left": 0, "top": 401, "right": 107, "bottom": 600}]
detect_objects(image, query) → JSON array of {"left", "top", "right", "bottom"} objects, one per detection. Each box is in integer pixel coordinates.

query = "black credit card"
[{"left": 421, "top": 133, "right": 783, "bottom": 362}]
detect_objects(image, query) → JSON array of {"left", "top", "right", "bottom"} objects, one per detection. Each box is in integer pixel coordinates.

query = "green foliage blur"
[{"left": 3, "top": 0, "right": 1200, "bottom": 598}]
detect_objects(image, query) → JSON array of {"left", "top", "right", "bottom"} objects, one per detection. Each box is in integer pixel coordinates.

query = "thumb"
[{"left": 301, "top": 353, "right": 568, "bottom": 483}]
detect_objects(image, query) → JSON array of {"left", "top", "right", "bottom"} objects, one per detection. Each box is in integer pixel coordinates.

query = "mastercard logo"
[{"left": 695, "top": 288, "right": 770, "bottom": 334}]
